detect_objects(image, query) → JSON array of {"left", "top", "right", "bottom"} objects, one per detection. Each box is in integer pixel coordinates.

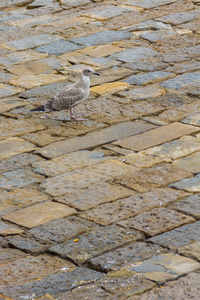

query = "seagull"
[{"left": 30, "top": 67, "right": 100, "bottom": 121}]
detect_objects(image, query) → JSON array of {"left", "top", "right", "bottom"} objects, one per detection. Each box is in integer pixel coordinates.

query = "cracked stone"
[
  {"left": 172, "top": 151, "right": 200, "bottom": 174},
  {"left": 78, "top": 44, "right": 123, "bottom": 57},
  {"left": 36, "top": 39, "right": 83, "bottom": 56},
  {"left": 91, "top": 82, "right": 130, "bottom": 95},
  {"left": 169, "top": 194, "right": 200, "bottom": 220},
  {"left": 0, "top": 97, "right": 28, "bottom": 114}
]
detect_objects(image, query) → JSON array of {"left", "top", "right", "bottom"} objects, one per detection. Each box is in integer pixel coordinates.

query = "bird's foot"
[{"left": 71, "top": 114, "right": 85, "bottom": 121}]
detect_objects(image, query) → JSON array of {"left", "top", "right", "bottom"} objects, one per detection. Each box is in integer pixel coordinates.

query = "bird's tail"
[{"left": 30, "top": 105, "right": 45, "bottom": 112}]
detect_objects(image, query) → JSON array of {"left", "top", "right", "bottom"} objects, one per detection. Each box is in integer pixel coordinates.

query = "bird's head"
[{"left": 82, "top": 67, "right": 100, "bottom": 77}]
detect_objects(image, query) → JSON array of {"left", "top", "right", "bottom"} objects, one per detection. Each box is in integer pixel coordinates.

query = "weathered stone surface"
[
  {"left": 49, "top": 226, "right": 143, "bottom": 264},
  {"left": 0, "top": 97, "right": 28, "bottom": 114},
  {"left": 0, "top": 221, "right": 23, "bottom": 236},
  {"left": 56, "top": 182, "right": 134, "bottom": 210},
  {"left": 118, "top": 207, "right": 194, "bottom": 237},
  {"left": 0, "top": 70, "right": 15, "bottom": 83},
  {"left": 0, "top": 248, "right": 26, "bottom": 265},
  {"left": 148, "top": 221, "right": 200, "bottom": 250},
  {"left": 61, "top": 0, "right": 91, "bottom": 7},
  {"left": 118, "top": 85, "right": 165, "bottom": 100},
  {"left": 36, "top": 121, "right": 155, "bottom": 158},
  {"left": 2, "top": 201, "right": 77, "bottom": 228},
  {"left": 91, "top": 82, "right": 130, "bottom": 95},
  {"left": 23, "top": 130, "right": 65, "bottom": 147},
  {"left": 126, "top": 71, "right": 174, "bottom": 85},
  {"left": 126, "top": 0, "right": 176, "bottom": 9},
  {"left": 130, "top": 253, "right": 200, "bottom": 284},
  {"left": 0, "top": 188, "right": 49, "bottom": 216},
  {"left": 0, "top": 83, "right": 24, "bottom": 98},
  {"left": 169, "top": 194, "right": 200, "bottom": 220},
  {"left": 169, "top": 174, "right": 200, "bottom": 192},
  {"left": 78, "top": 44, "right": 123, "bottom": 57},
  {"left": 0, "top": 267, "right": 103, "bottom": 299},
  {"left": 0, "top": 137, "right": 37, "bottom": 161},
  {"left": 131, "top": 272, "right": 200, "bottom": 300},
  {"left": 6, "top": 235, "right": 48, "bottom": 254},
  {"left": 111, "top": 47, "right": 160, "bottom": 63},
  {"left": 166, "top": 61, "right": 200, "bottom": 75},
  {"left": 156, "top": 10, "right": 200, "bottom": 25},
  {"left": 84, "top": 5, "right": 132, "bottom": 21},
  {"left": 172, "top": 151, "right": 200, "bottom": 174},
  {"left": 140, "top": 29, "right": 176, "bottom": 42},
  {"left": 88, "top": 242, "right": 166, "bottom": 272},
  {"left": 113, "top": 122, "right": 200, "bottom": 151},
  {"left": 160, "top": 71, "right": 200, "bottom": 90},
  {"left": 183, "top": 113, "right": 200, "bottom": 127},
  {"left": 0, "top": 50, "right": 48, "bottom": 66},
  {"left": 178, "top": 241, "right": 200, "bottom": 261},
  {"left": 36, "top": 39, "right": 83, "bottom": 55}
]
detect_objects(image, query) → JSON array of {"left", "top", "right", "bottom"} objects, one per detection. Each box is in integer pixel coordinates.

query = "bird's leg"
[{"left": 70, "top": 106, "right": 85, "bottom": 121}]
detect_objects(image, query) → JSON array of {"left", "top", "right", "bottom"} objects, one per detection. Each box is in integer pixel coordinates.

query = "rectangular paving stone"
[
  {"left": 2, "top": 201, "right": 77, "bottom": 228},
  {"left": 183, "top": 113, "right": 200, "bottom": 127},
  {"left": 88, "top": 242, "right": 166, "bottom": 272},
  {"left": 84, "top": 5, "right": 133, "bottom": 21},
  {"left": 0, "top": 248, "right": 27, "bottom": 265},
  {"left": 0, "top": 97, "right": 28, "bottom": 114},
  {"left": 0, "top": 267, "right": 103, "bottom": 299},
  {"left": 126, "top": 71, "right": 174, "bottom": 85},
  {"left": 148, "top": 221, "right": 200, "bottom": 250},
  {"left": 178, "top": 241, "right": 200, "bottom": 261},
  {"left": 0, "top": 221, "right": 23, "bottom": 236},
  {"left": 0, "top": 50, "right": 48, "bottom": 66},
  {"left": 77, "top": 44, "right": 123, "bottom": 57},
  {"left": 36, "top": 39, "right": 83, "bottom": 56},
  {"left": 118, "top": 207, "right": 195, "bottom": 237},
  {"left": 6, "top": 235, "right": 49, "bottom": 254},
  {"left": 118, "top": 85, "right": 165, "bottom": 100},
  {"left": 126, "top": 0, "right": 176, "bottom": 9},
  {"left": 91, "top": 82, "right": 130, "bottom": 95},
  {"left": 111, "top": 47, "right": 160, "bottom": 63},
  {"left": 160, "top": 71, "right": 200, "bottom": 90},
  {"left": 169, "top": 194, "right": 200, "bottom": 220},
  {"left": 36, "top": 121, "right": 155, "bottom": 158},
  {"left": 130, "top": 253, "right": 200, "bottom": 284},
  {"left": 140, "top": 29, "right": 177, "bottom": 42},
  {"left": 156, "top": 10, "right": 200, "bottom": 25},
  {"left": 49, "top": 225, "right": 143, "bottom": 264},
  {"left": 113, "top": 122, "right": 200, "bottom": 151},
  {"left": 0, "top": 83, "right": 24, "bottom": 98},
  {"left": 172, "top": 151, "right": 200, "bottom": 174},
  {"left": 169, "top": 174, "right": 200, "bottom": 192},
  {"left": 56, "top": 182, "right": 134, "bottom": 211},
  {"left": 0, "top": 137, "right": 37, "bottom": 161}
]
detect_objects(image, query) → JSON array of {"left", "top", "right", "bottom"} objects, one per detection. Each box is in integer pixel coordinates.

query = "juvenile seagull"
[{"left": 31, "top": 67, "right": 100, "bottom": 121}]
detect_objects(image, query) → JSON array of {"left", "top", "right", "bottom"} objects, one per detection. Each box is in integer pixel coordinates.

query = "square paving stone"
[
  {"left": 0, "top": 168, "right": 44, "bottom": 191},
  {"left": 148, "top": 221, "right": 200, "bottom": 250},
  {"left": 178, "top": 241, "right": 200, "bottom": 261},
  {"left": 113, "top": 122, "right": 200, "bottom": 151},
  {"left": 0, "top": 188, "right": 49, "bottom": 216},
  {"left": 0, "top": 254, "right": 74, "bottom": 287},
  {"left": 172, "top": 151, "right": 200, "bottom": 174},
  {"left": 118, "top": 207, "right": 195, "bottom": 237},
  {"left": 169, "top": 174, "right": 200, "bottom": 192},
  {"left": 49, "top": 225, "right": 143, "bottom": 264},
  {"left": 36, "top": 39, "right": 83, "bottom": 56},
  {"left": 70, "top": 30, "right": 132, "bottom": 47},
  {"left": 2, "top": 201, "right": 77, "bottom": 228},
  {"left": 88, "top": 242, "right": 166, "bottom": 272},
  {"left": 0, "top": 248, "right": 26, "bottom": 265},
  {"left": 56, "top": 182, "right": 134, "bottom": 211},
  {"left": 111, "top": 47, "right": 160, "bottom": 63},
  {"left": 129, "top": 253, "right": 200, "bottom": 284},
  {"left": 126, "top": 71, "right": 174, "bottom": 85},
  {"left": 0, "top": 137, "right": 37, "bottom": 161},
  {"left": 0, "top": 267, "right": 103, "bottom": 299},
  {"left": 169, "top": 194, "right": 200, "bottom": 220}
]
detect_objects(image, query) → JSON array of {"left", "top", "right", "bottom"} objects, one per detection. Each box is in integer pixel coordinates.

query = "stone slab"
[
  {"left": 169, "top": 194, "right": 200, "bottom": 220},
  {"left": 91, "top": 82, "right": 130, "bottom": 95},
  {"left": 0, "top": 137, "right": 37, "bottom": 161},
  {"left": 36, "top": 39, "right": 83, "bottom": 55},
  {"left": 118, "top": 207, "right": 195, "bottom": 237},
  {"left": 172, "top": 151, "right": 200, "bottom": 174},
  {"left": 126, "top": 0, "right": 176, "bottom": 9},
  {"left": 140, "top": 29, "right": 176, "bottom": 43},
  {"left": 113, "top": 122, "right": 200, "bottom": 151},
  {"left": 36, "top": 121, "right": 155, "bottom": 158},
  {"left": 0, "top": 221, "right": 23, "bottom": 236},
  {"left": 169, "top": 174, "right": 200, "bottom": 192},
  {"left": 0, "top": 83, "right": 24, "bottom": 98},
  {"left": 118, "top": 86, "right": 165, "bottom": 100},
  {"left": 126, "top": 71, "right": 174, "bottom": 85},
  {"left": 88, "top": 242, "right": 166, "bottom": 272},
  {"left": 183, "top": 113, "right": 200, "bottom": 127},
  {"left": 2, "top": 201, "right": 77, "bottom": 228},
  {"left": 0, "top": 248, "right": 26, "bottom": 265},
  {"left": 178, "top": 241, "right": 200, "bottom": 261},
  {"left": 0, "top": 50, "right": 48, "bottom": 66},
  {"left": 160, "top": 71, "right": 200, "bottom": 90},
  {"left": 156, "top": 10, "right": 200, "bottom": 25},
  {"left": 56, "top": 182, "right": 134, "bottom": 211},
  {"left": 0, "top": 97, "right": 28, "bottom": 114},
  {"left": 148, "top": 221, "right": 200, "bottom": 250},
  {"left": 78, "top": 44, "right": 123, "bottom": 57},
  {"left": 111, "top": 47, "right": 160, "bottom": 63},
  {"left": 49, "top": 225, "right": 143, "bottom": 264}
]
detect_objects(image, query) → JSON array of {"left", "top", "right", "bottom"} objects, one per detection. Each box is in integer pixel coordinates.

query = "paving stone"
[
  {"left": 118, "top": 85, "right": 165, "bottom": 100},
  {"left": 172, "top": 151, "right": 200, "bottom": 174},
  {"left": 126, "top": 71, "right": 174, "bottom": 85},
  {"left": 36, "top": 39, "right": 83, "bottom": 55},
  {"left": 82, "top": 56, "right": 120, "bottom": 68},
  {"left": 178, "top": 241, "right": 200, "bottom": 261},
  {"left": 166, "top": 61, "right": 200, "bottom": 75},
  {"left": 6, "top": 235, "right": 48, "bottom": 254},
  {"left": 183, "top": 113, "right": 200, "bottom": 127},
  {"left": 0, "top": 118, "right": 45, "bottom": 141},
  {"left": 84, "top": 5, "right": 133, "bottom": 21},
  {"left": 125, "top": 20, "right": 172, "bottom": 31},
  {"left": 0, "top": 50, "right": 48, "bottom": 66},
  {"left": 78, "top": 44, "right": 123, "bottom": 57},
  {"left": 118, "top": 207, "right": 195, "bottom": 237},
  {"left": 169, "top": 194, "right": 200, "bottom": 220},
  {"left": 56, "top": 182, "right": 134, "bottom": 211},
  {"left": 156, "top": 10, "right": 200, "bottom": 25},
  {"left": 0, "top": 137, "right": 37, "bottom": 161},
  {"left": 0, "top": 83, "right": 24, "bottom": 98},
  {"left": 70, "top": 30, "right": 132, "bottom": 46},
  {"left": 49, "top": 225, "right": 143, "bottom": 264},
  {"left": 0, "top": 254, "right": 74, "bottom": 287},
  {"left": 0, "top": 97, "right": 28, "bottom": 114},
  {"left": 0, "top": 248, "right": 26, "bottom": 265},
  {"left": 148, "top": 221, "right": 200, "bottom": 250},
  {"left": 0, "top": 168, "right": 44, "bottom": 191},
  {"left": 3, "top": 201, "right": 77, "bottom": 228},
  {"left": 0, "top": 221, "right": 23, "bottom": 236},
  {"left": 61, "top": 0, "right": 91, "bottom": 7},
  {"left": 0, "top": 188, "right": 49, "bottom": 216},
  {"left": 88, "top": 242, "right": 166, "bottom": 272},
  {"left": 160, "top": 71, "right": 200, "bottom": 90},
  {"left": 113, "top": 122, "right": 200, "bottom": 151},
  {"left": 36, "top": 121, "right": 155, "bottom": 158},
  {"left": 169, "top": 174, "right": 200, "bottom": 192},
  {"left": 0, "top": 70, "right": 15, "bottom": 83},
  {"left": 91, "top": 82, "right": 130, "bottom": 95},
  {"left": 2, "top": 34, "right": 62, "bottom": 51},
  {"left": 131, "top": 272, "right": 200, "bottom": 300},
  {"left": 23, "top": 130, "right": 65, "bottom": 147},
  {"left": 111, "top": 47, "right": 160, "bottom": 63},
  {"left": 125, "top": 0, "right": 176, "bottom": 9},
  {"left": 41, "top": 160, "right": 138, "bottom": 197},
  {"left": 140, "top": 29, "right": 177, "bottom": 42},
  {"left": 9, "top": 73, "right": 65, "bottom": 89},
  {"left": 129, "top": 253, "right": 200, "bottom": 284},
  {"left": 0, "top": 267, "right": 103, "bottom": 299},
  {"left": 29, "top": 216, "right": 95, "bottom": 245}
]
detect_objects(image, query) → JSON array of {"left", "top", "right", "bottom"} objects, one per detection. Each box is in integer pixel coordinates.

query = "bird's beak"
[{"left": 93, "top": 72, "right": 100, "bottom": 76}]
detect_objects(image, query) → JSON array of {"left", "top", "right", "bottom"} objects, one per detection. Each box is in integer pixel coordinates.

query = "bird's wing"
[{"left": 51, "top": 87, "right": 85, "bottom": 110}]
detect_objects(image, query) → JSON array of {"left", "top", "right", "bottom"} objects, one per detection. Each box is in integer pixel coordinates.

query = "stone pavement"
[{"left": 0, "top": 0, "right": 200, "bottom": 299}]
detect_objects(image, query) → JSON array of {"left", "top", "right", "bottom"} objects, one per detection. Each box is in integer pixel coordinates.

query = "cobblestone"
[{"left": 0, "top": 0, "right": 200, "bottom": 298}]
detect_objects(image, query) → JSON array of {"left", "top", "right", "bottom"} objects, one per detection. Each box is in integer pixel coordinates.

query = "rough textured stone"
[
  {"left": 111, "top": 47, "right": 160, "bottom": 63},
  {"left": 2, "top": 201, "right": 77, "bottom": 228},
  {"left": 36, "top": 39, "right": 83, "bottom": 55},
  {"left": 113, "top": 123, "right": 200, "bottom": 151},
  {"left": 178, "top": 241, "right": 200, "bottom": 261},
  {"left": 118, "top": 86, "right": 165, "bottom": 100},
  {"left": 169, "top": 194, "right": 200, "bottom": 220},
  {"left": 118, "top": 207, "right": 195, "bottom": 237},
  {"left": 169, "top": 174, "right": 200, "bottom": 192},
  {"left": 6, "top": 235, "right": 48, "bottom": 254},
  {"left": 183, "top": 113, "right": 200, "bottom": 127},
  {"left": 0, "top": 50, "right": 48, "bottom": 66},
  {"left": 0, "top": 221, "right": 23, "bottom": 236},
  {"left": 156, "top": 10, "right": 200, "bottom": 25},
  {"left": 0, "top": 97, "right": 28, "bottom": 114},
  {"left": 126, "top": 0, "right": 176, "bottom": 9},
  {"left": 91, "top": 82, "right": 130, "bottom": 95},
  {"left": 78, "top": 44, "right": 123, "bottom": 57},
  {"left": 172, "top": 151, "right": 200, "bottom": 174},
  {"left": 0, "top": 248, "right": 26, "bottom": 265},
  {"left": 160, "top": 71, "right": 200, "bottom": 90},
  {"left": 49, "top": 226, "right": 143, "bottom": 264},
  {"left": 0, "top": 83, "right": 24, "bottom": 98},
  {"left": 148, "top": 221, "right": 200, "bottom": 250},
  {"left": 126, "top": 71, "right": 174, "bottom": 85}
]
